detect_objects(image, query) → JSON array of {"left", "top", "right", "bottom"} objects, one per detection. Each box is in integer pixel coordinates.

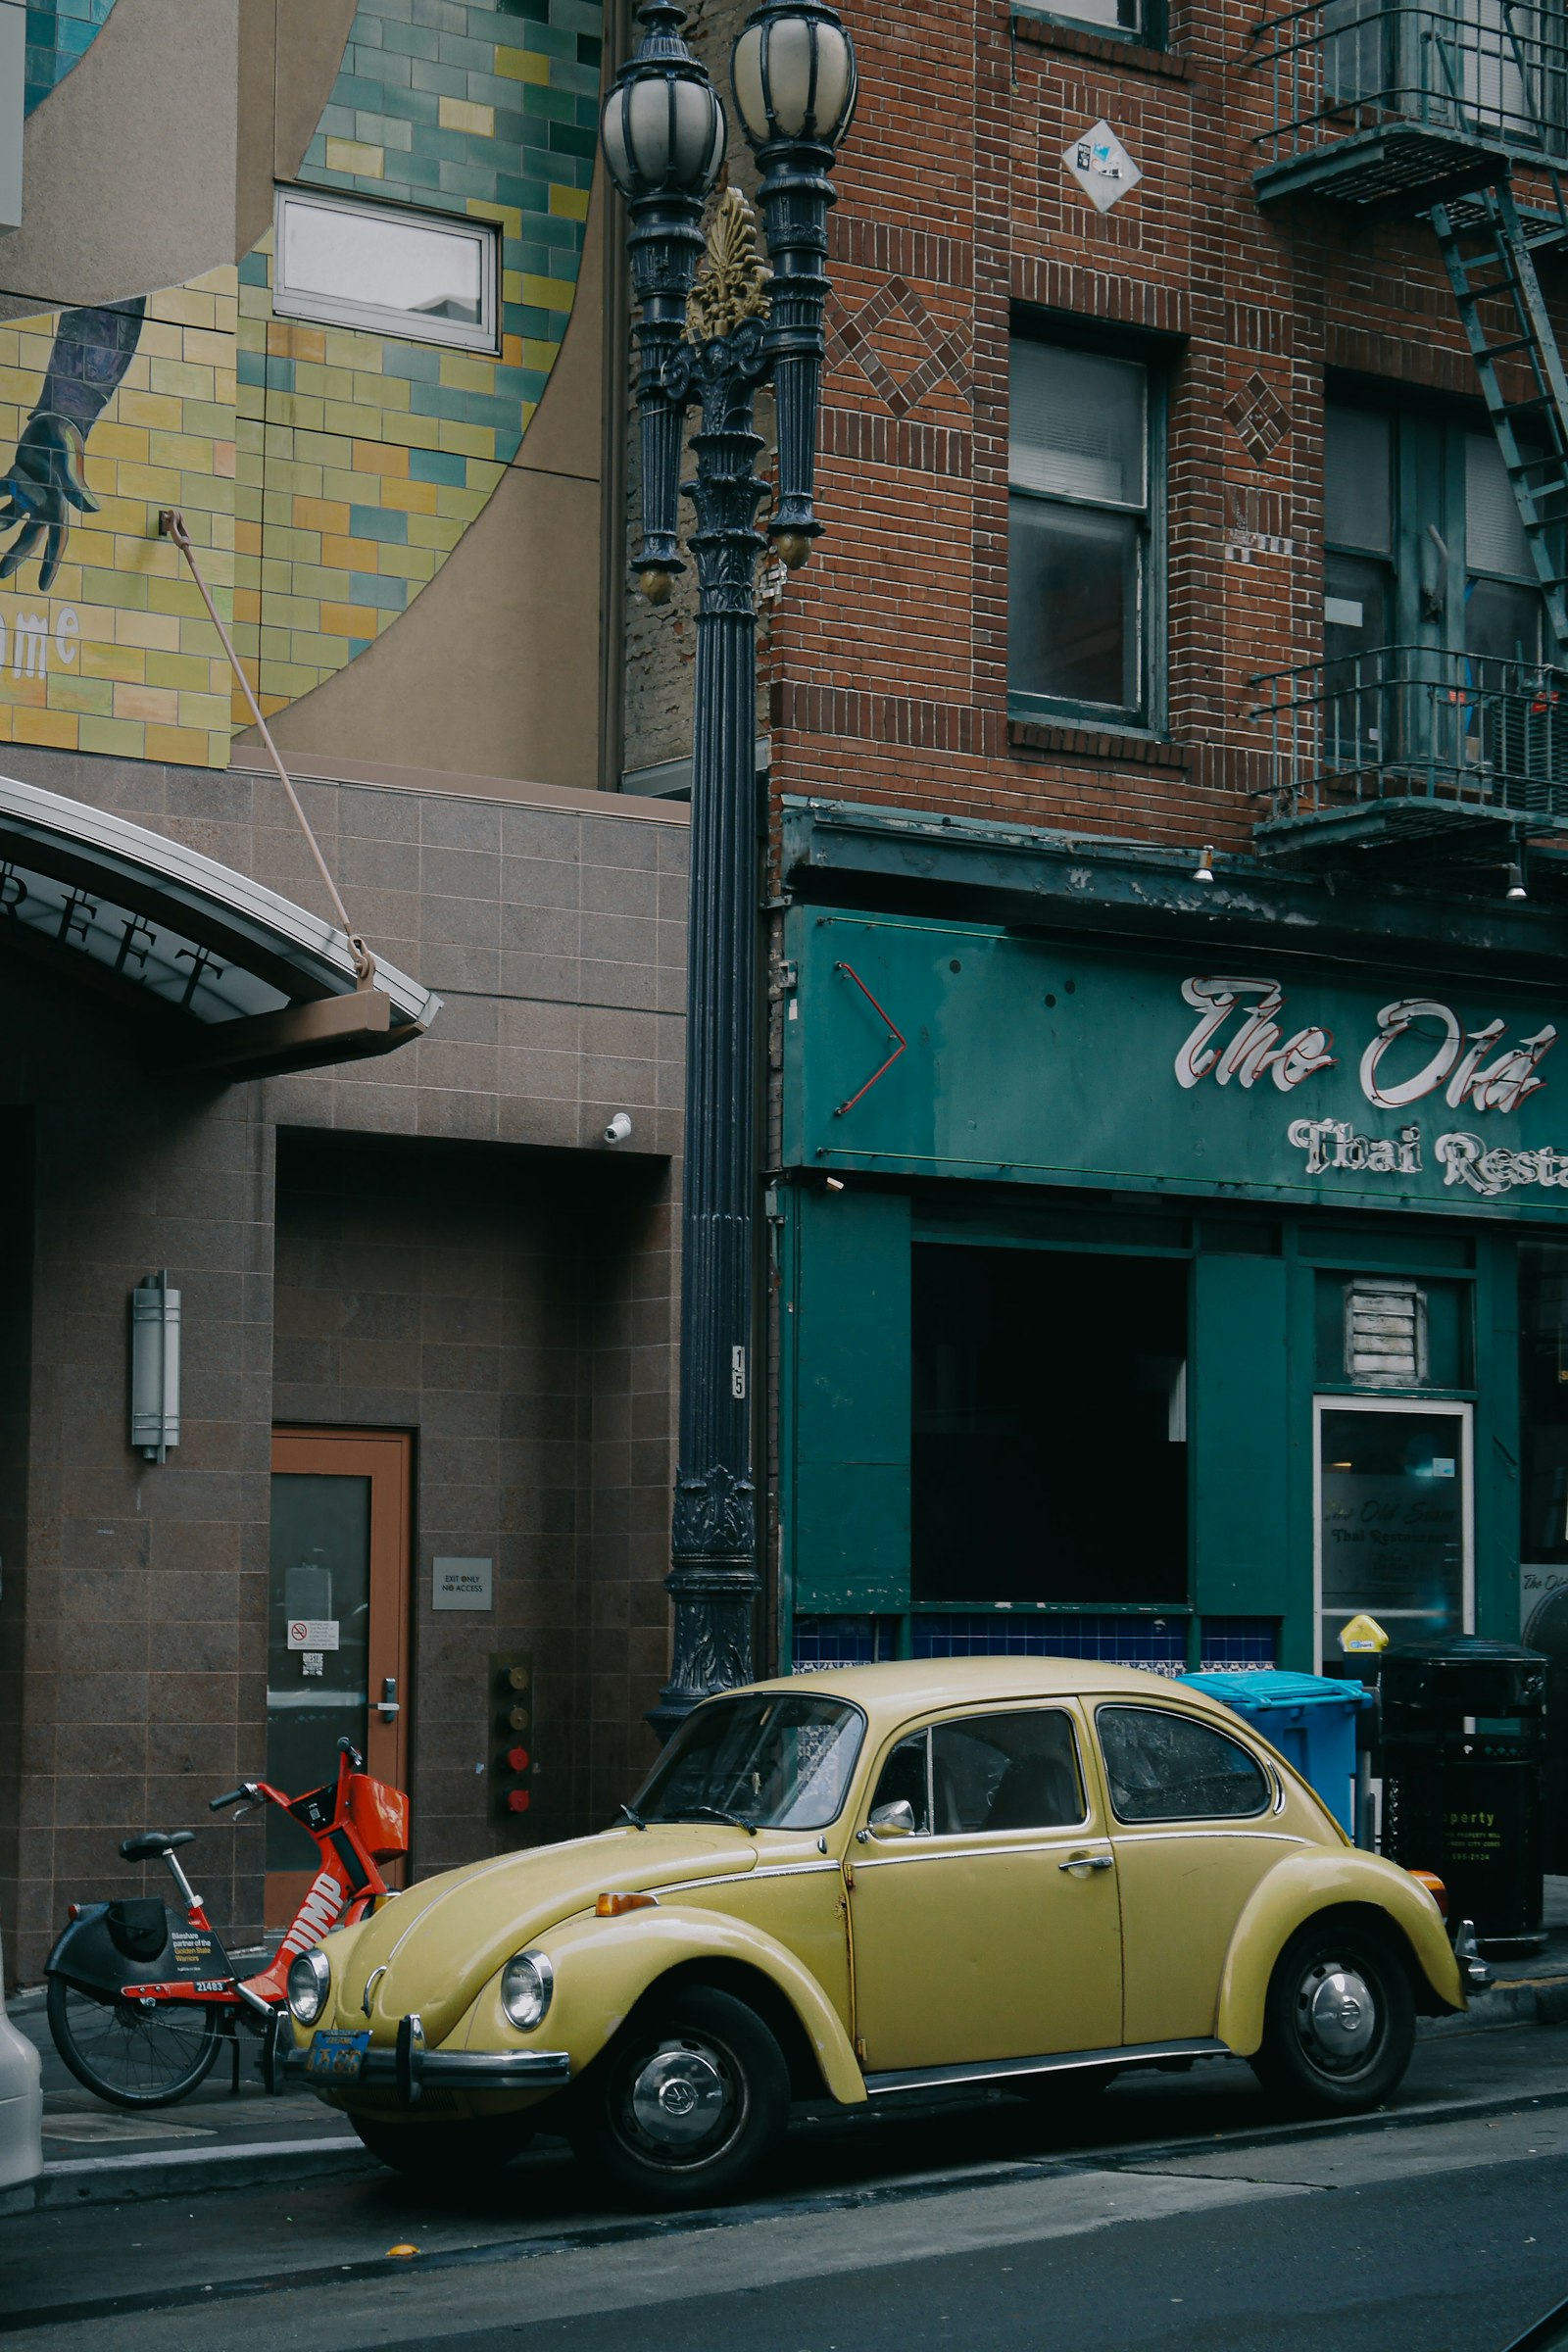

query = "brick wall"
[{"left": 637, "top": 0, "right": 1568, "bottom": 853}]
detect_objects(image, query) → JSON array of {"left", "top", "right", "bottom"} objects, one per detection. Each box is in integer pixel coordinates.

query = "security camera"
[{"left": 604, "top": 1111, "right": 633, "bottom": 1146}]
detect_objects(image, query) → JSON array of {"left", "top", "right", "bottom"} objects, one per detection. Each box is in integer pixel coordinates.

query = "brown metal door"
[{"left": 266, "top": 1428, "right": 412, "bottom": 1927}]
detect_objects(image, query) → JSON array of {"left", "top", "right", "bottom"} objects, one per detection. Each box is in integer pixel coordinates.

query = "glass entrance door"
[
  {"left": 1315, "top": 1399, "right": 1473, "bottom": 1669},
  {"left": 267, "top": 1429, "right": 412, "bottom": 1926}
]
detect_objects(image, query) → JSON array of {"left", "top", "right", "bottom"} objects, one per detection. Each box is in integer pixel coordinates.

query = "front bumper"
[
  {"left": 1454, "top": 1918, "right": 1493, "bottom": 1996},
  {"left": 264, "top": 2011, "right": 570, "bottom": 2105}
]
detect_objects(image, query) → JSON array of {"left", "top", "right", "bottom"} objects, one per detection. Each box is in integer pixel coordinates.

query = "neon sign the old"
[{"left": 1175, "top": 975, "right": 1556, "bottom": 1114}]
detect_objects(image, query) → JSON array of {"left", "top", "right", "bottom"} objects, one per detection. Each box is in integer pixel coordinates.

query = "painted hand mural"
[
  {"left": 0, "top": 0, "right": 600, "bottom": 764},
  {"left": 0, "top": 302, "right": 144, "bottom": 590}
]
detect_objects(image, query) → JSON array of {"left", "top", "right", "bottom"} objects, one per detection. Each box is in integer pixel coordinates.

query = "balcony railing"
[
  {"left": 1251, "top": 0, "right": 1568, "bottom": 187},
  {"left": 1250, "top": 643, "right": 1568, "bottom": 837}
]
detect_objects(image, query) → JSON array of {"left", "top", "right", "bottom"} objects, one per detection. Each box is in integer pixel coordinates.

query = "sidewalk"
[
  {"left": 5, "top": 1955, "right": 375, "bottom": 2215},
  {"left": 8, "top": 1882, "right": 1568, "bottom": 2216}
]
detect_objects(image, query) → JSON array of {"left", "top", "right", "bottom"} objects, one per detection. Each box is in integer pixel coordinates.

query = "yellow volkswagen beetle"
[{"left": 281, "top": 1658, "right": 1468, "bottom": 2205}]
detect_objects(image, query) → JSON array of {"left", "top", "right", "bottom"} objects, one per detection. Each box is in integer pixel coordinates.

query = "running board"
[{"left": 862, "top": 2037, "right": 1230, "bottom": 2098}]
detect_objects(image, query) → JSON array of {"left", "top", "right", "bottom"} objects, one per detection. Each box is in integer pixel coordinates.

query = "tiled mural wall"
[
  {"left": 0, "top": 0, "right": 602, "bottom": 760},
  {"left": 22, "top": 0, "right": 118, "bottom": 116}
]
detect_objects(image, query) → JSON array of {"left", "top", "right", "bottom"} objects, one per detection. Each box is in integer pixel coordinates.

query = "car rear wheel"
[
  {"left": 568, "top": 1984, "right": 790, "bottom": 2208},
  {"left": 350, "top": 2112, "right": 537, "bottom": 2182},
  {"left": 1252, "top": 1920, "right": 1415, "bottom": 2115}
]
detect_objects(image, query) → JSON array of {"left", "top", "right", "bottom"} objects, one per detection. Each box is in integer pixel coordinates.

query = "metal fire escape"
[{"left": 1249, "top": 0, "right": 1568, "bottom": 864}]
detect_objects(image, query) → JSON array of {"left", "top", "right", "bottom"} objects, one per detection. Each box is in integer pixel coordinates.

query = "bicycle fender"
[{"left": 45, "top": 1903, "right": 231, "bottom": 1998}]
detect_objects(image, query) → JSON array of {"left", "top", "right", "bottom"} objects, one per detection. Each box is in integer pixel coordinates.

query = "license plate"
[{"left": 305, "top": 2029, "right": 369, "bottom": 2083}]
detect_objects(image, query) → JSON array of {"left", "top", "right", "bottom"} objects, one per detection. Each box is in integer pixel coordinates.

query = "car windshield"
[{"left": 631, "top": 1693, "right": 866, "bottom": 1832}]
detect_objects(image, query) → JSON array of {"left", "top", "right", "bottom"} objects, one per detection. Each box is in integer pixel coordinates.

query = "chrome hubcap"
[
  {"left": 1295, "top": 1960, "right": 1377, "bottom": 2070},
  {"left": 627, "top": 2039, "right": 734, "bottom": 2151}
]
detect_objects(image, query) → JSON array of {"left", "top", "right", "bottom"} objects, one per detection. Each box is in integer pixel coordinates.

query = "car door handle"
[{"left": 1058, "top": 1853, "right": 1114, "bottom": 1873}]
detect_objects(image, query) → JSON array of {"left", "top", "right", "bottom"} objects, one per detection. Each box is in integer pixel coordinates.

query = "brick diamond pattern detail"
[
  {"left": 832, "top": 275, "right": 972, "bottom": 420},
  {"left": 1225, "top": 371, "right": 1292, "bottom": 465}
]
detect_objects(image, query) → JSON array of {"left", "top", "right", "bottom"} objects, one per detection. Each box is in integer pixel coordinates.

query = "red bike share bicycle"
[{"left": 44, "top": 1737, "right": 409, "bottom": 2108}]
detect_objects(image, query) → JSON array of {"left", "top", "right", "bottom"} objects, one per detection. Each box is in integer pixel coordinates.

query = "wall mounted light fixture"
[
  {"left": 130, "top": 1270, "right": 180, "bottom": 1462},
  {"left": 1195, "top": 844, "right": 1215, "bottom": 884}
]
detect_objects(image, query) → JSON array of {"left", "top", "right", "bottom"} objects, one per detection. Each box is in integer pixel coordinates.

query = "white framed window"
[{"left": 271, "top": 186, "right": 499, "bottom": 354}]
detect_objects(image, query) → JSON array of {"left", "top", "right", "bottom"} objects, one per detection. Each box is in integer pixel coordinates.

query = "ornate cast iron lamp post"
[{"left": 601, "top": 0, "right": 856, "bottom": 1735}]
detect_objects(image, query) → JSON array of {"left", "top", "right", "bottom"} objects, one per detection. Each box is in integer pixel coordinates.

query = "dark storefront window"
[
  {"left": 1521, "top": 1243, "right": 1568, "bottom": 1580},
  {"left": 911, "top": 1244, "right": 1188, "bottom": 1606}
]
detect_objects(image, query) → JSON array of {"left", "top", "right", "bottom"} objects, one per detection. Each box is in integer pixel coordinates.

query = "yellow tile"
[
  {"left": 293, "top": 496, "right": 352, "bottom": 534},
  {"left": 49, "top": 674, "right": 115, "bottom": 717},
  {"left": 378, "top": 477, "right": 438, "bottom": 515},
  {"left": 112, "top": 604, "right": 185, "bottom": 655},
  {"left": 143, "top": 723, "right": 211, "bottom": 764},
  {"left": 153, "top": 284, "right": 218, "bottom": 330},
  {"left": 550, "top": 183, "right": 591, "bottom": 222},
  {"left": 12, "top": 704, "right": 76, "bottom": 746},
  {"left": 439, "top": 96, "right": 494, "bottom": 136},
  {"left": 77, "top": 714, "right": 148, "bottom": 756},
  {"left": 438, "top": 351, "right": 495, "bottom": 394},
  {"left": 352, "top": 440, "right": 410, "bottom": 477},
  {"left": 81, "top": 640, "right": 147, "bottom": 683},
  {"left": 118, "top": 388, "right": 185, "bottom": 431},
  {"left": 114, "top": 683, "right": 180, "bottom": 725},
  {"left": 89, "top": 421, "right": 151, "bottom": 464},
  {"left": 181, "top": 329, "right": 234, "bottom": 369},
  {"left": 496, "top": 44, "right": 550, "bottom": 83},
  {"left": 521, "top": 274, "right": 576, "bottom": 316},
  {"left": 149, "top": 359, "right": 215, "bottom": 401},
  {"left": 325, "top": 137, "right": 383, "bottom": 176},
  {"left": 319, "top": 603, "right": 382, "bottom": 637},
  {"left": 320, "top": 535, "right": 384, "bottom": 571},
  {"left": 0, "top": 671, "right": 47, "bottom": 711}
]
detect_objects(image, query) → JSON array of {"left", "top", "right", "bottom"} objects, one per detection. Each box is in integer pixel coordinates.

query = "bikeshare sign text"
[{"left": 788, "top": 913, "right": 1568, "bottom": 1214}]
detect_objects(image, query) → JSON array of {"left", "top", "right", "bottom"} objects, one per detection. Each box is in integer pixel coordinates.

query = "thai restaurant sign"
[{"left": 786, "top": 911, "right": 1568, "bottom": 1213}]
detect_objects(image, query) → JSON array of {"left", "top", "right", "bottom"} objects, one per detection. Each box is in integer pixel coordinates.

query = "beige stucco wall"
[
  {"left": 0, "top": 0, "right": 353, "bottom": 317},
  {"left": 247, "top": 188, "right": 612, "bottom": 792}
]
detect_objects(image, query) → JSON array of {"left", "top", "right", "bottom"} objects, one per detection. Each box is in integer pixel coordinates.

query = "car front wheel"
[
  {"left": 568, "top": 1984, "right": 790, "bottom": 2207},
  {"left": 1252, "top": 1920, "right": 1415, "bottom": 2115}
]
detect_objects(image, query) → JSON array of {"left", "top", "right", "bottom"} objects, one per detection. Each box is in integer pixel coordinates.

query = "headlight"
[
  {"left": 288, "top": 1948, "right": 331, "bottom": 2025},
  {"left": 500, "top": 1950, "right": 554, "bottom": 2031}
]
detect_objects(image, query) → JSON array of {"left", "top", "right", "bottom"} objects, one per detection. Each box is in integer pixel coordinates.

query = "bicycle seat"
[{"left": 119, "top": 1831, "right": 196, "bottom": 1863}]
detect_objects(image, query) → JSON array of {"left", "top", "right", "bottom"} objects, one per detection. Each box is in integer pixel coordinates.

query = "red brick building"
[{"left": 631, "top": 0, "right": 1568, "bottom": 1696}]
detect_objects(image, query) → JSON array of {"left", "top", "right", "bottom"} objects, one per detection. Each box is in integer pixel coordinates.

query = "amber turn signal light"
[
  {"left": 1408, "top": 1869, "right": 1448, "bottom": 1918},
  {"left": 596, "top": 1890, "right": 660, "bottom": 1918}
]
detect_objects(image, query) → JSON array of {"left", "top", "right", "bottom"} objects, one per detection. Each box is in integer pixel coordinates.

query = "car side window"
[
  {"left": 1097, "top": 1705, "right": 1270, "bottom": 1824},
  {"left": 869, "top": 1732, "right": 932, "bottom": 1833},
  {"left": 931, "top": 1711, "right": 1087, "bottom": 1834}
]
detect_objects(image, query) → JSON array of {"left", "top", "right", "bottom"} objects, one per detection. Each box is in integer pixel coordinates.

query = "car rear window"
[{"left": 1097, "top": 1704, "right": 1270, "bottom": 1823}]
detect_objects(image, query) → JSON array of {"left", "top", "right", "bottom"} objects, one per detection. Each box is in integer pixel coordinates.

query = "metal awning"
[{"left": 0, "top": 772, "right": 439, "bottom": 1077}]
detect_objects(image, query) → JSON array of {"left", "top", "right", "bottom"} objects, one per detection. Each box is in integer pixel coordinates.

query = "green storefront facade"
[{"left": 771, "top": 801, "right": 1568, "bottom": 1683}]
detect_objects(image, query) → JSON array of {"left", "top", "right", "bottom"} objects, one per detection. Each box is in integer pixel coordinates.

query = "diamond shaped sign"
[{"left": 1063, "top": 120, "right": 1142, "bottom": 215}]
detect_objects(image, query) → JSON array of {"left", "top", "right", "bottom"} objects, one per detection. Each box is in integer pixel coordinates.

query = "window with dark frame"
[
  {"left": 1007, "top": 338, "right": 1152, "bottom": 724},
  {"left": 1012, "top": 0, "right": 1157, "bottom": 44}
]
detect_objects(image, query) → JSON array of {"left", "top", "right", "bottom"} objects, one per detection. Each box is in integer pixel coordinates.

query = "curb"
[
  {"left": 1419, "top": 1973, "right": 1568, "bottom": 2035},
  {"left": 2, "top": 2132, "right": 375, "bottom": 2216}
]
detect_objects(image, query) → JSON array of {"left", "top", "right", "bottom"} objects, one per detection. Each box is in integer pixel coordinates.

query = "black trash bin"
[{"left": 1376, "top": 1636, "right": 1548, "bottom": 1950}]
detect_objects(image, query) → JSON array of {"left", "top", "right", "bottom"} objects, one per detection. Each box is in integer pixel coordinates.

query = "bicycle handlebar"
[
  {"left": 209, "top": 1784, "right": 257, "bottom": 1811},
  {"left": 336, "top": 1738, "right": 364, "bottom": 1770}
]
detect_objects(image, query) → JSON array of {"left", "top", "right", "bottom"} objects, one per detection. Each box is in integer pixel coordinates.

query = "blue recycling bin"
[{"left": 1177, "top": 1670, "right": 1371, "bottom": 1838}]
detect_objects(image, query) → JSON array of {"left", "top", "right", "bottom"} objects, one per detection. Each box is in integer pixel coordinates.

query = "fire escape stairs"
[{"left": 1250, "top": 0, "right": 1568, "bottom": 873}]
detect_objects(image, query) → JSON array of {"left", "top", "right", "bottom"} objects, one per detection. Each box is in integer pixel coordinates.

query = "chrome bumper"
[
  {"left": 265, "top": 2011, "right": 570, "bottom": 2104},
  {"left": 1454, "top": 1919, "right": 1493, "bottom": 1995}
]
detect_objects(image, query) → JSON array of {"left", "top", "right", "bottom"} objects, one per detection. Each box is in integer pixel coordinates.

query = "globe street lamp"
[{"left": 602, "top": 0, "right": 856, "bottom": 1735}]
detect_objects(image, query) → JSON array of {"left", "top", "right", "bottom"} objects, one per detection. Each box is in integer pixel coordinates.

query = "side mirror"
[{"left": 868, "top": 1798, "right": 916, "bottom": 1838}]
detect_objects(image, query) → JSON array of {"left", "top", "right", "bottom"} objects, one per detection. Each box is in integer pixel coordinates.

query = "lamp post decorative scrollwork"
[{"left": 601, "top": 0, "right": 856, "bottom": 1737}]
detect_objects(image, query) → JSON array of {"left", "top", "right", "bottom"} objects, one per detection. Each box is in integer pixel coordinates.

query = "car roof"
[{"left": 745, "top": 1653, "right": 1239, "bottom": 1735}]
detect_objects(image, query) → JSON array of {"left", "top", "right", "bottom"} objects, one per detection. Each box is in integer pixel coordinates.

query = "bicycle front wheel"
[{"left": 47, "top": 1974, "right": 221, "bottom": 2108}]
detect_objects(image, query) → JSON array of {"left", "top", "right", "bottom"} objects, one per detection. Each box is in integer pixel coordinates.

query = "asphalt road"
[{"left": 8, "top": 2029, "right": 1568, "bottom": 2352}]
